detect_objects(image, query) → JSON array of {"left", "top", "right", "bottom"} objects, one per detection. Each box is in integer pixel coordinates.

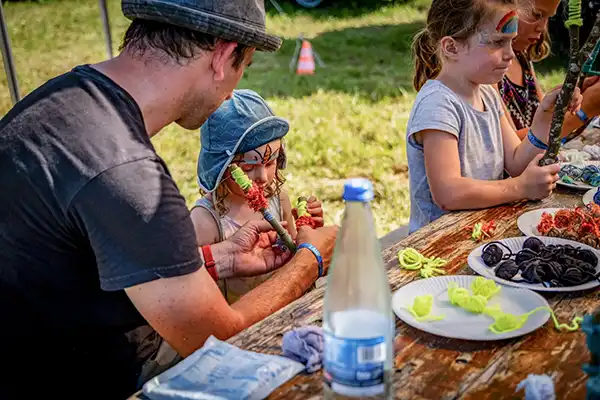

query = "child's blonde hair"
[
  {"left": 412, "top": 0, "right": 517, "bottom": 91},
  {"left": 527, "top": 29, "right": 551, "bottom": 62}
]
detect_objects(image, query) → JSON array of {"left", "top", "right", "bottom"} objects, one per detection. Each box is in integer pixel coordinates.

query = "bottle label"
[{"left": 323, "top": 333, "right": 387, "bottom": 396}]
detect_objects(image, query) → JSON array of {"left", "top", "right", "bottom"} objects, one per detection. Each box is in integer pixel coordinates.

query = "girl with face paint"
[
  {"left": 405, "top": 0, "right": 583, "bottom": 233},
  {"left": 191, "top": 89, "right": 324, "bottom": 304},
  {"left": 499, "top": 0, "right": 600, "bottom": 137}
]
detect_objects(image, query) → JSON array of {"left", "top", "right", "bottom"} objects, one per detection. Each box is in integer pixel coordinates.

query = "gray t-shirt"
[{"left": 406, "top": 80, "right": 505, "bottom": 233}]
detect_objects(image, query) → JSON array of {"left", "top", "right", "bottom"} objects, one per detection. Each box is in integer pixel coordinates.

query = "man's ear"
[
  {"left": 440, "top": 36, "right": 461, "bottom": 60},
  {"left": 210, "top": 41, "right": 238, "bottom": 81}
]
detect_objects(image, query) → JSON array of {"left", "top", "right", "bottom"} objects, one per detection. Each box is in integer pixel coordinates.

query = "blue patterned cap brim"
[{"left": 197, "top": 116, "right": 289, "bottom": 193}]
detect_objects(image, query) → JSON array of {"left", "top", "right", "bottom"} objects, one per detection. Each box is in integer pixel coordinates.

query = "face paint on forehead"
[
  {"left": 477, "top": 11, "right": 518, "bottom": 47},
  {"left": 496, "top": 10, "right": 519, "bottom": 34},
  {"left": 253, "top": 143, "right": 273, "bottom": 164},
  {"left": 235, "top": 144, "right": 281, "bottom": 165}
]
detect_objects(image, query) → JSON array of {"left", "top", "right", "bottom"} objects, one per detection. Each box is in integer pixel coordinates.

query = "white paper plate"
[
  {"left": 557, "top": 162, "right": 600, "bottom": 190},
  {"left": 583, "top": 188, "right": 599, "bottom": 206},
  {"left": 468, "top": 236, "right": 600, "bottom": 292},
  {"left": 517, "top": 208, "right": 565, "bottom": 237},
  {"left": 392, "top": 275, "right": 550, "bottom": 341},
  {"left": 557, "top": 179, "right": 595, "bottom": 190}
]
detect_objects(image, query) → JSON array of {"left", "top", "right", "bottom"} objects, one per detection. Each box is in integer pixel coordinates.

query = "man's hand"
[
  {"left": 126, "top": 223, "right": 338, "bottom": 359},
  {"left": 296, "top": 225, "right": 338, "bottom": 275},
  {"left": 214, "top": 220, "right": 292, "bottom": 279}
]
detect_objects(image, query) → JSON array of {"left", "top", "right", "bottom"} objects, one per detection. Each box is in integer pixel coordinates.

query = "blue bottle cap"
[{"left": 343, "top": 178, "right": 374, "bottom": 202}]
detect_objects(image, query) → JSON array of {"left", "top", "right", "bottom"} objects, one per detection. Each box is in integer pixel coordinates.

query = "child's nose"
[
  {"left": 505, "top": 44, "right": 515, "bottom": 61},
  {"left": 536, "top": 19, "right": 546, "bottom": 33},
  {"left": 253, "top": 166, "right": 268, "bottom": 185}
]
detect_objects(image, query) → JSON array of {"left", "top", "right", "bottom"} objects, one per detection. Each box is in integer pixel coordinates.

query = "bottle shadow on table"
[{"left": 397, "top": 325, "right": 515, "bottom": 354}]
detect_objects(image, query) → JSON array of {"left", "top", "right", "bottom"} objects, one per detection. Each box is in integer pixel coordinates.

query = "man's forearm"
[
  {"left": 230, "top": 249, "right": 318, "bottom": 329},
  {"left": 154, "top": 247, "right": 319, "bottom": 357}
]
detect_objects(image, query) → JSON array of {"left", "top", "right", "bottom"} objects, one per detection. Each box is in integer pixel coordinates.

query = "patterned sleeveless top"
[
  {"left": 193, "top": 195, "right": 283, "bottom": 304},
  {"left": 498, "top": 52, "right": 540, "bottom": 130}
]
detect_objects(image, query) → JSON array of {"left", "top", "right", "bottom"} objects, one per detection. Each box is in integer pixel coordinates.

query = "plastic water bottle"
[{"left": 323, "top": 178, "right": 394, "bottom": 399}]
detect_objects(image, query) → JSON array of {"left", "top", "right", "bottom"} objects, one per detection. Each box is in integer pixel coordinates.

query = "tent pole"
[
  {"left": 0, "top": 1, "right": 20, "bottom": 105},
  {"left": 99, "top": 0, "right": 113, "bottom": 58}
]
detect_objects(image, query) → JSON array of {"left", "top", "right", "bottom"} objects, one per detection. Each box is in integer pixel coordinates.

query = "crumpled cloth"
[
  {"left": 516, "top": 374, "right": 556, "bottom": 400},
  {"left": 281, "top": 325, "right": 324, "bottom": 373},
  {"left": 560, "top": 149, "right": 592, "bottom": 165},
  {"left": 583, "top": 144, "right": 600, "bottom": 161}
]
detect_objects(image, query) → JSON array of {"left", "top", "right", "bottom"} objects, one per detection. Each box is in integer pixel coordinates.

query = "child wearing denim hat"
[{"left": 191, "top": 89, "right": 324, "bottom": 304}]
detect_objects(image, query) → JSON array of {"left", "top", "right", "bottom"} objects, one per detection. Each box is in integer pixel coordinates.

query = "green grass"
[{"left": 0, "top": 0, "right": 567, "bottom": 236}]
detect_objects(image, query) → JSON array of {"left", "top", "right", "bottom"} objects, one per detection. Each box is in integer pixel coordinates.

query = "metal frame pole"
[
  {"left": 0, "top": 1, "right": 20, "bottom": 105},
  {"left": 99, "top": 0, "right": 113, "bottom": 58}
]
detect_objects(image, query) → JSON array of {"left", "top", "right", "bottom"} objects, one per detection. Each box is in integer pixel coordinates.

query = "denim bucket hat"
[
  {"left": 197, "top": 89, "right": 289, "bottom": 193},
  {"left": 121, "top": 0, "right": 282, "bottom": 52}
]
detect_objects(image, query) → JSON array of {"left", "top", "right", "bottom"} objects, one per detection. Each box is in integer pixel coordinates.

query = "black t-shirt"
[{"left": 0, "top": 65, "right": 200, "bottom": 399}]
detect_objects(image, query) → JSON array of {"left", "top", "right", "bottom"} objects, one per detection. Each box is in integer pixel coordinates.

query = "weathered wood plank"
[
  {"left": 228, "top": 189, "right": 596, "bottom": 399},
  {"left": 460, "top": 293, "right": 598, "bottom": 399}
]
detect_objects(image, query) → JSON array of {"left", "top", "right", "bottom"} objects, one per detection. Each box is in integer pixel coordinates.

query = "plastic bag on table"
[{"left": 142, "top": 336, "right": 304, "bottom": 400}]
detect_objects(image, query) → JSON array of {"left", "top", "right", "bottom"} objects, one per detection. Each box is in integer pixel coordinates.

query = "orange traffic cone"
[{"left": 296, "top": 40, "right": 315, "bottom": 75}]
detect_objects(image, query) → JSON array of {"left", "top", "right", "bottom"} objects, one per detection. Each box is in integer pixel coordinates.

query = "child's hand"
[
  {"left": 293, "top": 196, "right": 324, "bottom": 228},
  {"left": 306, "top": 196, "right": 324, "bottom": 227},
  {"left": 539, "top": 85, "right": 583, "bottom": 115},
  {"left": 517, "top": 154, "right": 561, "bottom": 200}
]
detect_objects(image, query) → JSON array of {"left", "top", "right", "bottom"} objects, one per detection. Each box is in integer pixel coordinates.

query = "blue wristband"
[
  {"left": 577, "top": 109, "right": 589, "bottom": 123},
  {"left": 527, "top": 129, "right": 548, "bottom": 150},
  {"left": 297, "top": 243, "right": 324, "bottom": 278}
]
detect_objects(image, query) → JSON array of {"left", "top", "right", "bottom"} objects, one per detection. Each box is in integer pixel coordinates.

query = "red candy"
[
  {"left": 482, "top": 220, "right": 496, "bottom": 236},
  {"left": 246, "top": 184, "right": 268, "bottom": 212},
  {"left": 553, "top": 210, "right": 572, "bottom": 229},
  {"left": 536, "top": 207, "right": 600, "bottom": 248},
  {"left": 537, "top": 212, "right": 555, "bottom": 235},
  {"left": 296, "top": 215, "right": 317, "bottom": 229},
  {"left": 579, "top": 222, "right": 596, "bottom": 236}
]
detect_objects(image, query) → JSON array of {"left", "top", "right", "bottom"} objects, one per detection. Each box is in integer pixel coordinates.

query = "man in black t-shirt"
[{"left": 0, "top": 1, "right": 336, "bottom": 398}]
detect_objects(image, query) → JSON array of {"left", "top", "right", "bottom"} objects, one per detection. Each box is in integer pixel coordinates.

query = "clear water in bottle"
[{"left": 323, "top": 178, "right": 394, "bottom": 400}]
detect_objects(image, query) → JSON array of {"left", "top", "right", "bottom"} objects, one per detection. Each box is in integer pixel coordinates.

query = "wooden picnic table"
[{"left": 228, "top": 188, "right": 600, "bottom": 399}]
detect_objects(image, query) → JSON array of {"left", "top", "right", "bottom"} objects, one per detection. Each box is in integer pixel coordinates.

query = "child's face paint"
[
  {"left": 496, "top": 11, "right": 518, "bottom": 34},
  {"left": 453, "top": 11, "right": 517, "bottom": 85},
  {"left": 227, "top": 140, "right": 281, "bottom": 197},
  {"left": 235, "top": 143, "right": 280, "bottom": 166}
]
